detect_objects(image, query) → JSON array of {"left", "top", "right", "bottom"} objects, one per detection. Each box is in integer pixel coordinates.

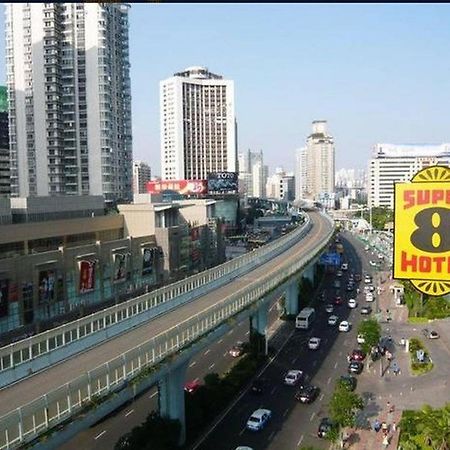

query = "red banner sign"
[
  {"left": 79, "top": 260, "right": 95, "bottom": 294},
  {"left": 146, "top": 179, "right": 207, "bottom": 195}
]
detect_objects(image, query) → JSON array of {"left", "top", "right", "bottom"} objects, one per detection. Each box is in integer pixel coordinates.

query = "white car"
[
  {"left": 308, "top": 337, "right": 321, "bottom": 350},
  {"left": 357, "top": 334, "right": 366, "bottom": 344},
  {"left": 236, "top": 447, "right": 254, "bottom": 450},
  {"left": 325, "top": 304, "right": 334, "bottom": 313},
  {"left": 365, "top": 294, "right": 374, "bottom": 302},
  {"left": 336, "top": 270, "right": 343, "bottom": 277},
  {"left": 348, "top": 298, "right": 357, "bottom": 309},
  {"left": 364, "top": 276, "right": 372, "bottom": 284},
  {"left": 341, "top": 263, "right": 348, "bottom": 271},
  {"left": 339, "top": 321, "right": 351, "bottom": 332},
  {"left": 246, "top": 409, "right": 272, "bottom": 431},
  {"left": 284, "top": 370, "right": 303, "bottom": 386},
  {"left": 328, "top": 315, "right": 339, "bottom": 326}
]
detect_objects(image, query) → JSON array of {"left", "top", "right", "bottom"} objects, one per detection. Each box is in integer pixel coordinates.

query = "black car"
[
  {"left": 339, "top": 375, "right": 357, "bottom": 391},
  {"left": 295, "top": 384, "right": 320, "bottom": 404},
  {"left": 348, "top": 361, "right": 364, "bottom": 374},
  {"left": 317, "top": 417, "right": 334, "bottom": 438},
  {"left": 360, "top": 306, "right": 372, "bottom": 315},
  {"left": 250, "top": 378, "right": 266, "bottom": 394}
]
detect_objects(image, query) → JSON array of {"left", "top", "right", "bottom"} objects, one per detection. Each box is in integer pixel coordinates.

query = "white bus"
[{"left": 295, "top": 307, "right": 316, "bottom": 330}]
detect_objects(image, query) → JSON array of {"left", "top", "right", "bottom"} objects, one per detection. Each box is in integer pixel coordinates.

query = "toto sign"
[
  {"left": 394, "top": 165, "right": 450, "bottom": 296},
  {"left": 207, "top": 171, "right": 238, "bottom": 194}
]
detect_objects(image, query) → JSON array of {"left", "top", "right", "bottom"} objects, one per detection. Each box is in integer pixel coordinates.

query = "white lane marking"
[
  {"left": 194, "top": 378, "right": 199, "bottom": 383},
  {"left": 320, "top": 393, "right": 324, "bottom": 401},
  {"left": 310, "top": 411, "right": 316, "bottom": 422},
  {"left": 228, "top": 330, "right": 234, "bottom": 335},
  {"left": 218, "top": 339, "right": 223, "bottom": 344},
  {"left": 125, "top": 409, "right": 134, "bottom": 417},
  {"left": 204, "top": 349, "right": 211, "bottom": 356},
  {"left": 270, "top": 386, "right": 277, "bottom": 395},
  {"left": 245, "top": 330, "right": 250, "bottom": 335},
  {"left": 327, "top": 377, "right": 332, "bottom": 385},
  {"left": 94, "top": 430, "right": 106, "bottom": 440},
  {"left": 239, "top": 426, "right": 246, "bottom": 436},
  {"left": 268, "top": 431, "right": 275, "bottom": 440},
  {"left": 209, "top": 363, "right": 215, "bottom": 370},
  {"left": 283, "top": 408, "right": 289, "bottom": 417},
  {"left": 291, "top": 357, "right": 297, "bottom": 364},
  {"left": 149, "top": 391, "right": 157, "bottom": 399},
  {"left": 191, "top": 328, "right": 296, "bottom": 450},
  {"left": 313, "top": 360, "right": 317, "bottom": 367},
  {"left": 334, "top": 361, "right": 338, "bottom": 369},
  {"left": 297, "top": 435, "right": 304, "bottom": 446},
  {"left": 189, "top": 361, "right": 196, "bottom": 368}
]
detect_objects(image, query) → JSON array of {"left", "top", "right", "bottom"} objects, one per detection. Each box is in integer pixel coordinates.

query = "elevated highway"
[{"left": 0, "top": 211, "right": 334, "bottom": 449}]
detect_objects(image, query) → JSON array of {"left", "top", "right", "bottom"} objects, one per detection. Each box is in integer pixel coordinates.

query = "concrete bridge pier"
[
  {"left": 250, "top": 302, "right": 269, "bottom": 355},
  {"left": 158, "top": 359, "right": 189, "bottom": 444},
  {"left": 303, "top": 262, "right": 316, "bottom": 285},
  {"left": 285, "top": 280, "right": 300, "bottom": 315}
]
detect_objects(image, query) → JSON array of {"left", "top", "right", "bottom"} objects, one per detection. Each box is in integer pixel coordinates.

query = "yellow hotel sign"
[{"left": 394, "top": 165, "right": 450, "bottom": 296}]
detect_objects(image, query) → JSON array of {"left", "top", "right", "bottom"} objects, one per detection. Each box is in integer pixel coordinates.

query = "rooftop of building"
[
  {"left": 173, "top": 66, "right": 223, "bottom": 80},
  {"left": 373, "top": 143, "right": 450, "bottom": 158}
]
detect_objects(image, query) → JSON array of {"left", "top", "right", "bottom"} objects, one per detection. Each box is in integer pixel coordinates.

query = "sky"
[{"left": 1, "top": 3, "right": 450, "bottom": 176}]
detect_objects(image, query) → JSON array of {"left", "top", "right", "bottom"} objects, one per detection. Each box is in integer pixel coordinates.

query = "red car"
[
  {"left": 334, "top": 296, "right": 343, "bottom": 305},
  {"left": 184, "top": 380, "right": 201, "bottom": 394},
  {"left": 350, "top": 349, "right": 366, "bottom": 362}
]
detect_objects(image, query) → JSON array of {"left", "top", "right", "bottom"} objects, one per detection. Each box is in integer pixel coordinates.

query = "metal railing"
[
  {"left": 0, "top": 212, "right": 334, "bottom": 449},
  {"left": 0, "top": 215, "right": 312, "bottom": 382}
]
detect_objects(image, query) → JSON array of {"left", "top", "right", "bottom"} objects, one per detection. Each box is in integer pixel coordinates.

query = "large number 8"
[{"left": 410, "top": 207, "right": 450, "bottom": 253}]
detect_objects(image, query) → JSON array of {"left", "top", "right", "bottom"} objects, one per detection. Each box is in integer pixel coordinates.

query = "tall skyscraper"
[
  {"left": 132, "top": 160, "right": 152, "bottom": 194},
  {"left": 0, "top": 86, "right": 10, "bottom": 196},
  {"left": 160, "top": 66, "right": 236, "bottom": 180},
  {"left": 294, "top": 146, "right": 307, "bottom": 201},
  {"left": 237, "top": 149, "right": 267, "bottom": 198},
  {"left": 5, "top": 3, "right": 132, "bottom": 204},
  {"left": 369, "top": 143, "right": 450, "bottom": 209},
  {"left": 303, "top": 120, "right": 335, "bottom": 201}
]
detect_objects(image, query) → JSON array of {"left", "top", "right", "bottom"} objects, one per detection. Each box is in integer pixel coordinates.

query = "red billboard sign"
[
  {"left": 79, "top": 260, "right": 96, "bottom": 294},
  {"left": 146, "top": 179, "right": 207, "bottom": 195}
]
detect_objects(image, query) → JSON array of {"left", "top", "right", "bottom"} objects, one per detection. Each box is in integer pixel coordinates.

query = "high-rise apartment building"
[
  {"left": 0, "top": 86, "right": 9, "bottom": 196},
  {"left": 266, "top": 167, "right": 295, "bottom": 201},
  {"left": 160, "top": 66, "right": 236, "bottom": 180},
  {"left": 302, "top": 121, "right": 335, "bottom": 201},
  {"left": 368, "top": 143, "right": 450, "bottom": 209},
  {"left": 5, "top": 3, "right": 132, "bottom": 204},
  {"left": 132, "top": 160, "right": 152, "bottom": 194},
  {"left": 294, "top": 146, "right": 307, "bottom": 201},
  {"left": 238, "top": 149, "right": 267, "bottom": 198}
]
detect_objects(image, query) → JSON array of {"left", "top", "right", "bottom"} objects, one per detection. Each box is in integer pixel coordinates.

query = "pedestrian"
[
  {"left": 383, "top": 435, "right": 390, "bottom": 447},
  {"left": 373, "top": 419, "right": 381, "bottom": 432},
  {"left": 392, "top": 422, "right": 397, "bottom": 432},
  {"left": 389, "top": 404, "right": 395, "bottom": 414}
]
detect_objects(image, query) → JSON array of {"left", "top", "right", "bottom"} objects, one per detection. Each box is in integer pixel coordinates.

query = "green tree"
[
  {"left": 362, "top": 207, "right": 393, "bottom": 230},
  {"left": 329, "top": 383, "right": 364, "bottom": 428},
  {"left": 357, "top": 318, "right": 381, "bottom": 353},
  {"left": 418, "top": 404, "right": 450, "bottom": 450}
]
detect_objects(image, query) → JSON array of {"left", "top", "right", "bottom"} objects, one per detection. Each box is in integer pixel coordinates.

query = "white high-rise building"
[
  {"left": 294, "top": 147, "right": 307, "bottom": 201},
  {"left": 237, "top": 149, "right": 267, "bottom": 198},
  {"left": 5, "top": 3, "right": 133, "bottom": 204},
  {"left": 266, "top": 167, "right": 295, "bottom": 201},
  {"left": 303, "top": 120, "right": 335, "bottom": 201},
  {"left": 160, "top": 66, "right": 236, "bottom": 180},
  {"left": 132, "top": 161, "right": 152, "bottom": 194},
  {"left": 369, "top": 143, "right": 450, "bottom": 209}
]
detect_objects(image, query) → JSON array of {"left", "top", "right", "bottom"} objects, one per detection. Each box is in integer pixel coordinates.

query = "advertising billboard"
[
  {"left": 0, "top": 279, "right": 9, "bottom": 318},
  {"left": 146, "top": 179, "right": 207, "bottom": 196},
  {"left": 207, "top": 172, "right": 238, "bottom": 194},
  {"left": 319, "top": 252, "right": 342, "bottom": 267},
  {"left": 79, "top": 260, "right": 96, "bottom": 294},
  {"left": 38, "top": 269, "right": 63, "bottom": 304},
  {"left": 112, "top": 253, "right": 127, "bottom": 283},
  {"left": 394, "top": 165, "right": 450, "bottom": 296},
  {"left": 142, "top": 247, "right": 155, "bottom": 276}
]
